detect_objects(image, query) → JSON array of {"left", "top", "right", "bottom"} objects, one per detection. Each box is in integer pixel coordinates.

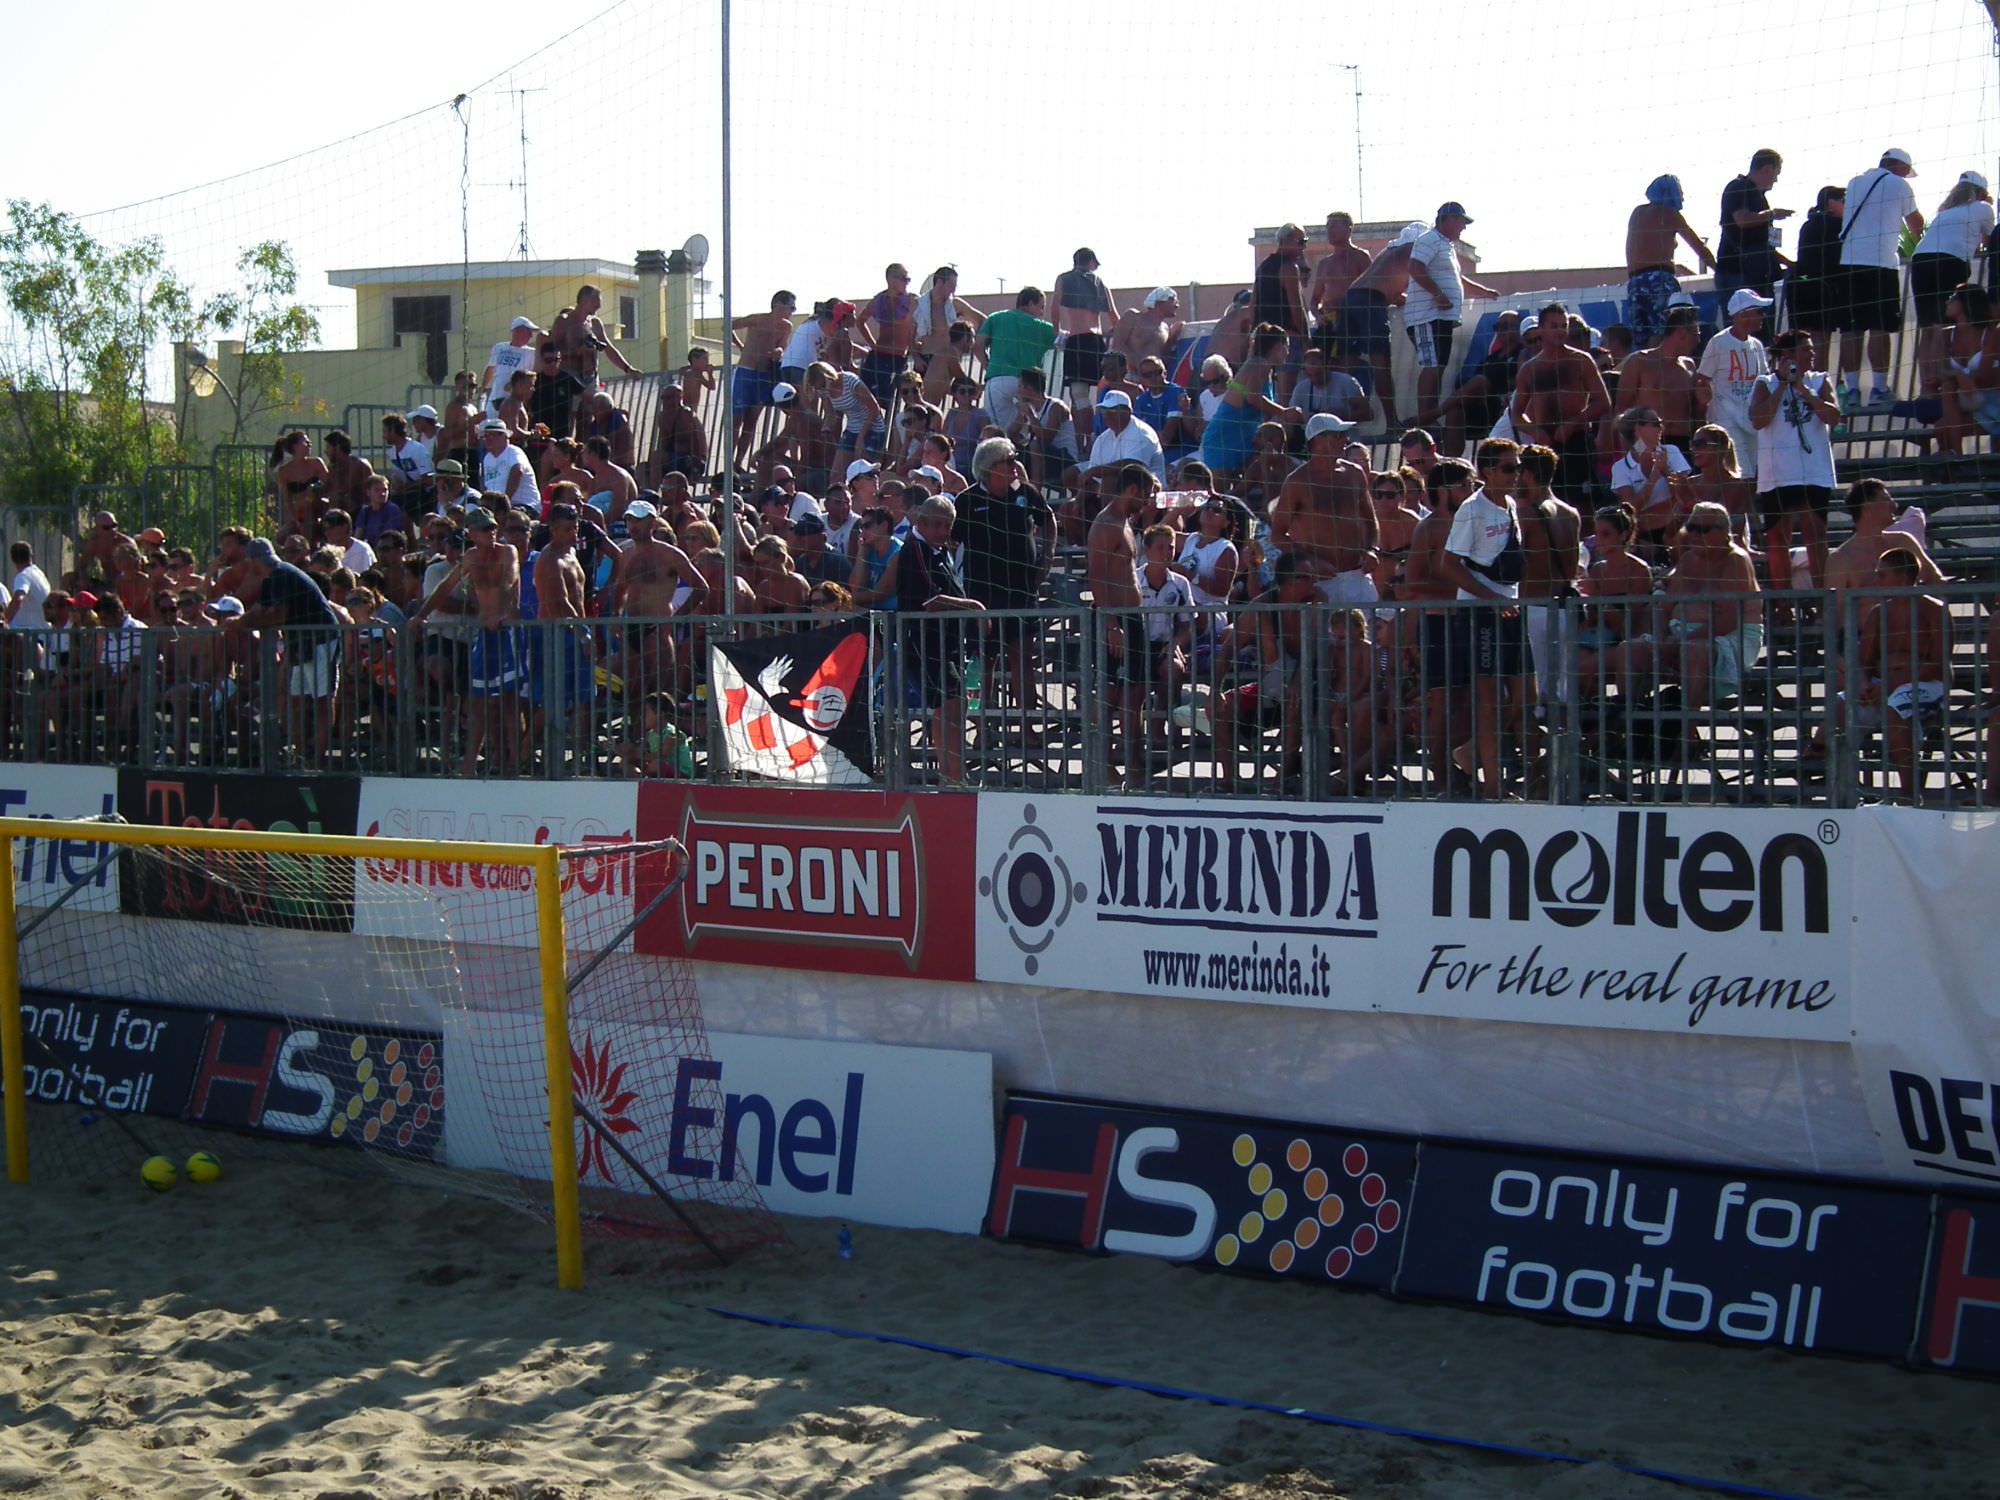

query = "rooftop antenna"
[{"left": 505, "top": 82, "right": 547, "bottom": 260}]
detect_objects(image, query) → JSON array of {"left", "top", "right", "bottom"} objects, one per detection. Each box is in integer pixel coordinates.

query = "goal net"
[{"left": 0, "top": 817, "right": 780, "bottom": 1284}]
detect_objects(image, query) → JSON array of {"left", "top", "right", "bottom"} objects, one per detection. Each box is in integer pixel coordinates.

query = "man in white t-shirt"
[
  {"left": 482, "top": 317, "right": 540, "bottom": 416},
  {"left": 6, "top": 542, "right": 49, "bottom": 631},
  {"left": 1439, "top": 437, "right": 1531, "bottom": 798},
  {"left": 1076, "top": 390, "right": 1167, "bottom": 487},
  {"left": 479, "top": 419, "right": 541, "bottom": 513},
  {"left": 1610, "top": 408, "right": 1692, "bottom": 541},
  {"left": 1406, "top": 201, "right": 1502, "bottom": 424},
  {"left": 1838, "top": 148, "right": 1926, "bottom": 406},
  {"left": 1695, "top": 289, "right": 1773, "bottom": 480}
]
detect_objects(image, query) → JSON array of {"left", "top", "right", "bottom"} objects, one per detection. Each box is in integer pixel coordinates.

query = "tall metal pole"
[
  {"left": 719, "top": 0, "right": 738, "bottom": 620},
  {"left": 1348, "top": 66, "right": 1365, "bottom": 222}
]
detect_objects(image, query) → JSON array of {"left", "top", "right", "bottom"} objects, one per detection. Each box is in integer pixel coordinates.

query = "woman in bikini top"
[{"left": 269, "top": 431, "right": 329, "bottom": 539}]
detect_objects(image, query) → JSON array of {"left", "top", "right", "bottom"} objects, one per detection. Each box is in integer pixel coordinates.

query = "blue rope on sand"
[{"left": 704, "top": 1305, "right": 1820, "bottom": 1500}]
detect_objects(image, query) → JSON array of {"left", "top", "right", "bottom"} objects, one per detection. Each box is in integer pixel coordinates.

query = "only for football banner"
[{"left": 710, "top": 626, "right": 875, "bottom": 785}]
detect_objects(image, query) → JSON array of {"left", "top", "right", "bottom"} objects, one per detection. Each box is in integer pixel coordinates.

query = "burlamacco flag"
[{"left": 709, "top": 626, "right": 875, "bottom": 784}]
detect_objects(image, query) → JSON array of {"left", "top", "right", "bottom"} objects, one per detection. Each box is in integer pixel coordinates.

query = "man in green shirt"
[{"left": 976, "top": 286, "right": 1056, "bottom": 430}]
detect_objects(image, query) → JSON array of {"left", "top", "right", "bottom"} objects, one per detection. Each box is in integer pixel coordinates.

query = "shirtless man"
[
  {"left": 1508, "top": 303, "right": 1612, "bottom": 496},
  {"left": 1402, "top": 458, "right": 1478, "bottom": 790},
  {"left": 1109, "top": 288, "right": 1184, "bottom": 374},
  {"left": 1825, "top": 478, "right": 1944, "bottom": 612},
  {"left": 650, "top": 383, "right": 710, "bottom": 486},
  {"left": 1625, "top": 176, "right": 1717, "bottom": 345},
  {"left": 1861, "top": 549, "right": 1948, "bottom": 801},
  {"left": 731, "top": 290, "right": 797, "bottom": 468},
  {"left": 576, "top": 436, "right": 639, "bottom": 523},
  {"left": 79, "top": 512, "right": 130, "bottom": 587},
  {"left": 1208, "top": 290, "right": 1255, "bottom": 374},
  {"left": 616, "top": 498, "right": 708, "bottom": 699},
  {"left": 1086, "top": 460, "right": 1156, "bottom": 787},
  {"left": 1514, "top": 444, "right": 1583, "bottom": 707},
  {"left": 447, "top": 508, "right": 523, "bottom": 776},
  {"left": 1607, "top": 500, "right": 1762, "bottom": 716},
  {"left": 1271, "top": 414, "right": 1379, "bottom": 603},
  {"left": 1614, "top": 305, "right": 1704, "bottom": 448},
  {"left": 550, "top": 285, "right": 640, "bottom": 383},
  {"left": 321, "top": 431, "right": 375, "bottom": 516},
  {"left": 439, "top": 371, "right": 483, "bottom": 474},
  {"left": 1307, "top": 212, "right": 1374, "bottom": 354},
  {"left": 203, "top": 527, "right": 254, "bottom": 602},
  {"left": 530, "top": 503, "right": 596, "bottom": 751},
  {"left": 1339, "top": 222, "right": 1426, "bottom": 424}
]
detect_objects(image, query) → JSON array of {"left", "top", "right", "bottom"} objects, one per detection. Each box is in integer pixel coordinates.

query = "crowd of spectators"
[{"left": 12, "top": 155, "right": 2000, "bottom": 799}]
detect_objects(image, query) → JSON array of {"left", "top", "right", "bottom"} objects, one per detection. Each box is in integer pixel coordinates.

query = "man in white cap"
[
  {"left": 482, "top": 316, "right": 541, "bottom": 416},
  {"left": 1408, "top": 202, "right": 1502, "bottom": 426},
  {"left": 1695, "top": 289, "right": 1774, "bottom": 480},
  {"left": 1077, "top": 388, "right": 1165, "bottom": 488},
  {"left": 612, "top": 497, "right": 708, "bottom": 705},
  {"left": 1839, "top": 148, "right": 1927, "bottom": 407},
  {"left": 1109, "top": 287, "right": 1184, "bottom": 373},
  {"left": 480, "top": 418, "right": 540, "bottom": 514},
  {"left": 381, "top": 412, "right": 434, "bottom": 512},
  {"left": 1272, "top": 412, "right": 1378, "bottom": 603},
  {"left": 1338, "top": 222, "right": 1430, "bottom": 425}
]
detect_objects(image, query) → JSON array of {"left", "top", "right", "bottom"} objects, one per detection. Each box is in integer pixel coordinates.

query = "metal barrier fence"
[{"left": 3, "top": 588, "right": 1990, "bottom": 806}]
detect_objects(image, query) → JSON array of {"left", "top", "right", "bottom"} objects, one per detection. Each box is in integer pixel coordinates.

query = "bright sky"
[{"left": 8, "top": 0, "right": 1996, "bottom": 368}]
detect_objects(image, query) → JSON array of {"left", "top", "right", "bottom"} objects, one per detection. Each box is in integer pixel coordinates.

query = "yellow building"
[{"left": 175, "top": 253, "right": 701, "bottom": 455}]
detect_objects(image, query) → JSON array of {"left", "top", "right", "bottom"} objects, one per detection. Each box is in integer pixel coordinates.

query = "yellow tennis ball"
[
  {"left": 140, "top": 1156, "right": 178, "bottom": 1193},
  {"left": 184, "top": 1151, "right": 222, "bottom": 1184}
]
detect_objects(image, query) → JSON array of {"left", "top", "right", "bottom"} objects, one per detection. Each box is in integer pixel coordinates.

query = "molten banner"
[{"left": 710, "top": 627, "right": 874, "bottom": 785}]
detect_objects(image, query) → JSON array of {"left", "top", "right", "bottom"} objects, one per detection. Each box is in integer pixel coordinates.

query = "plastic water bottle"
[{"left": 837, "top": 1224, "right": 853, "bottom": 1261}]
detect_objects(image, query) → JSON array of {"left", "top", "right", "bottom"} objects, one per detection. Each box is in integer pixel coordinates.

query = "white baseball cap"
[
  {"left": 509, "top": 315, "right": 536, "bottom": 331},
  {"left": 914, "top": 465, "right": 945, "bottom": 485},
  {"left": 407, "top": 404, "right": 439, "bottom": 422},
  {"left": 1097, "top": 390, "right": 1134, "bottom": 411},
  {"left": 845, "top": 459, "right": 880, "bottom": 482},
  {"left": 771, "top": 381, "right": 798, "bottom": 405},
  {"left": 1144, "top": 287, "right": 1177, "bottom": 308},
  {"left": 1882, "top": 147, "right": 1916, "bottom": 175},
  {"left": 1304, "top": 413, "right": 1356, "bottom": 441},
  {"left": 1392, "top": 221, "right": 1428, "bottom": 248},
  {"left": 1726, "top": 288, "right": 1774, "bottom": 316},
  {"left": 624, "top": 499, "right": 658, "bottom": 520},
  {"left": 1960, "top": 169, "right": 1990, "bottom": 193}
]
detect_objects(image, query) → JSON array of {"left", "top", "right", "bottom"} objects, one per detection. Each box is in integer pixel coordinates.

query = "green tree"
[{"left": 0, "top": 199, "right": 195, "bottom": 513}]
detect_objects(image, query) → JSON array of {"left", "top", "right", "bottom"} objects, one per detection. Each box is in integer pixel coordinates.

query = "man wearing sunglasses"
[{"left": 1437, "top": 439, "right": 1533, "bottom": 798}]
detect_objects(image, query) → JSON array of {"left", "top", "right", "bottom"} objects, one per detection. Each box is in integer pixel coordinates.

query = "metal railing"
[{"left": 1, "top": 588, "right": 1989, "bottom": 806}]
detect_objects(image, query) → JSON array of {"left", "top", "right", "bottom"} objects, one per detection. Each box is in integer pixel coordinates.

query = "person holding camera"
[{"left": 1749, "top": 328, "right": 1842, "bottom": 596}]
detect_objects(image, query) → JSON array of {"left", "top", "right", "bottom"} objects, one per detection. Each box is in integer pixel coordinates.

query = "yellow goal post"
[{"left": 0, "top": 817, "right": 586, "bottom": 1291}]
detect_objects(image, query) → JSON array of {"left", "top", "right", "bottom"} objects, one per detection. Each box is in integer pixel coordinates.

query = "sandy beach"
[{"left": 2, "top": 1134, "right": 1994, "bottom": 1500}]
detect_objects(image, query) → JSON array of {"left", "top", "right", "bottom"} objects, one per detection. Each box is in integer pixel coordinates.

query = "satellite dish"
[{"left": 682, "top": 234, "right": 710, "bottom": 273}]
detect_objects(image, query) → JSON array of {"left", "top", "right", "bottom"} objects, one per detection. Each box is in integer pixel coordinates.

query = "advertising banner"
[
  {"left": 185, "top": 1010, "right": 445, "bottom": 1158},
  {"left": 0, "top": 764, "right": 120, "bottom": 913},
  {"left": 635, "top": 784, "right": 976, "bottom": 981},
  {"left": 17, "top": 990, "right": 444, "bottom": 1158},
  {"left": 1917, "top": 1195, "right": 2000, "bottom": 1375},
  {"left": 116, "top": 771, "right": 361, "bottom": 932},
  {"left": 445, "top": 1021, "right": 994, "bottom": 1233},
  {"left": 975, "top": 795, "right": 1852, "bottom": 1040},
  {"left": 353, "top": 778, "right": 640, "bottom": 950},
  {"left": 1851, "top": 810, "right": 2000, "bottom": 1190},
  {"left": 1397, "top": 1143, "right": 1932, "bottom": 1360},
  {"left": 988, "top": 1094, "right": 1416, "bottom": 1287},
  {"left": 18, "top": 992, "right": 206, "bottom": 1117}
]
